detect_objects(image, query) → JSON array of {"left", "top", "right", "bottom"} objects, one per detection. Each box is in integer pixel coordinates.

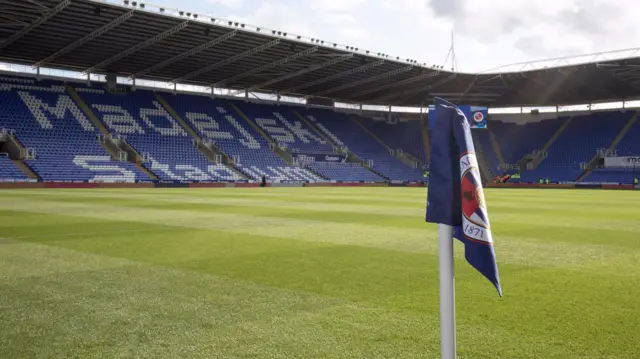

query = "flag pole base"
[{"left": 438, "top": 223, "right": 456, "bottom": 359}]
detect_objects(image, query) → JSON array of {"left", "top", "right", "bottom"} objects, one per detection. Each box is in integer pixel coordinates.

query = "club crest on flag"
[{"left": 460, "top": 152, "right": 492, "bottom": 244}]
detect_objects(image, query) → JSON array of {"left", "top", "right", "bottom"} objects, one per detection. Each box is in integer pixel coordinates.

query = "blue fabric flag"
[{"left": 426, "top": 97, "right": 502, "bottom": 296}]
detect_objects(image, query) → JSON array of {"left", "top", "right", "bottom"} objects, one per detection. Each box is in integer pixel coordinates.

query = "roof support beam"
[
  {"left": 281, "top": 59, "right": 384, "bottom": 93},
  {"left": 34, "top": 10, "right": 134, "bottom": 69},
  {"left": 430, "top": 92, "right": 501, "bottom": 97},
  {"left": 233, "top": 54, "right": 354, "bottom": 96},
  {"left": 375, "top": 73, "right": 458, "bottom": 103},
  {"left": 0, "top": 0, "right": 70, "bottom": 50},
  {"left": 314, "top": 66, "right": 413, "bottom": 97},
  {"left": 84, "top": 20, "right": 189, "bottom": 74},
  {"left": 351, "top": 71, "right": 440, "bottom": 98},
  {"left": 215, "top": 46, "right": 318, "bottom": 87},
  {"left": 134, "top": 30, "right": 237, "bottom": 78},
  {"left": 172, "top": 38, "right": 280, "bottom": 83},
  {"left": 459, "top": 76, "right": 478, "bottom": 101},
  {"left": 0, "top": 14, "right": 29, "bottom": 27}
]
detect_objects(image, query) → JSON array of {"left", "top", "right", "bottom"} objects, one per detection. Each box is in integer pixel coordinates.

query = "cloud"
[
  {"left": 148, "top": 0, "right": 640, "bottom": 71},
  {"left": 206, "top": 0, "right": 245, "bottom": 9}
]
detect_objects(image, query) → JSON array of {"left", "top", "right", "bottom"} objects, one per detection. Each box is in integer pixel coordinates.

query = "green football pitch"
[{"left": 1, "top": 187, "right": 639, "bottom": 359}]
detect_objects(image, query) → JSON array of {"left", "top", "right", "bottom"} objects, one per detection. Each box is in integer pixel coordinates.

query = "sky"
[{"left": 132, "top": 0, "right": 640, "bottom": 72}]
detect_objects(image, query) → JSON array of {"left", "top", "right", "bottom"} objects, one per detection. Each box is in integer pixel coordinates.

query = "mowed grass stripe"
[
  {"left": 6, "top": 189, "right": 640, "bottom": 230},
  {"left": 5, "top": 187, "right": 640, "bottom": 214},
  {"left": 1, "top": 197, "right": 639, "bottom": 277},
  {"left": 3, "top": 193, "right": 639, "bottom": 250},
  {"left": 5, "top": 195, "right": 640, "bottom": 249}
]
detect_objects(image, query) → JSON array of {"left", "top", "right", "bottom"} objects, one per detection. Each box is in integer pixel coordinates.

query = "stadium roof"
[{"left": 3, "top": 0, "right": 640, "bottom": 108}]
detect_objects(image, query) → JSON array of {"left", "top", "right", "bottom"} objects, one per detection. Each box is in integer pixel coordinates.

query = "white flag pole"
[{"left": 438, "top": 223, "right": 456, "bottom": 359}]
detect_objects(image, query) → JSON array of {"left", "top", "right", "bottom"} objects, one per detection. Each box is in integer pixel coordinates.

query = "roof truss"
[
  {"left": 173, "top": 38, "right": 281, "bottom": 83},
  {"left": 85, "top": 20, "right": 190, "bottom": 74},
  {"left": 313, "top": 65, "right": 414, "bottom": 97},
  {"left": 215, "top": 46, "right": 319, "bottom": 87},
  {"left": 134, "top": 30, "right": 237, "bottom": 79},
  {"left": 351, "top": 71, "right": 441, "bottom": 98},
  {"left": 282, "top": 59, "right": 384, "bottom": 94},
  {"left": 34, "top": 9, "right": 135, "bottom": 68},
  {"left": 0, "top": 0, "right": 70, "bottom": 50},
  {"left": 235, "top": 53, "right": 354, "bottom": 95}
]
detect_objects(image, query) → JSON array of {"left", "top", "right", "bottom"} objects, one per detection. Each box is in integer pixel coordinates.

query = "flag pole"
[{"left": 438, "top": 223, "right": 456, "bottom": 359}]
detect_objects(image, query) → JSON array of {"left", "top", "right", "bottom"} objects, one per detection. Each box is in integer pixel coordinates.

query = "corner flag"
[{"left": 426, "top": 97, "right": 502, "bottom": 295}]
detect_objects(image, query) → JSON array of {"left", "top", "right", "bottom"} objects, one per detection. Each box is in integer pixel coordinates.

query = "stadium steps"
[
  {"left": 488, "top": 127, "right": 505, "bottom": 168},
  {"left": 228, "top": 103, "right": 294, "bottom": 165},
  {"left": 291, "top": 110, "right": 335, "bottom": 145},
  {"left": 351, "top": 116, "right": 417, "bottom": 168},
  {"left": 419, "top": 118, "right": 431, "bottom": 165},
  {"left": 295, "top": 114, "right": 389, "bottom": 180},
  {"left": 68, "top": 85, "right": 158, "bottom": 181},
  {"left": 154, "top": 94, "right": 250, "bottom": 180},
  {"left": 292, "top": 110, "right": 384, "bottom": 178},
  {"left": 524, "top": 116, "right": 573, "bottom": 170},
  {"left": 0, "top": 133, "right": 40, "bottom": 180},
  {"left": 471, "top": 132, "right": 492, "bottom": 185},
  {"left": 65, "top": 85, "right": 110, "bottom": 136},
  {"left": 12, "top": 160, "right": 39, "bottom": 180},
  {"left": 303, "top": 166, "right": 329, "bottom": 181},
  {"left": 111, "top": 138, "right": 159, "bottom": 181},
  {"left": 578, "top": 111, "right": 638, "bottom": 182}
]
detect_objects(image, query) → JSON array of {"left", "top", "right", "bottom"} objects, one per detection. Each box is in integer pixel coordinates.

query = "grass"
[{"left": 0, "top": 187, "right": 639, "bottom": 359}]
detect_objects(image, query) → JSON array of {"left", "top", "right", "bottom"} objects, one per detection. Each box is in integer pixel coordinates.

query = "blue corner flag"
[{"left": 426, "top": 97, "right": 502, "bottom": 296}]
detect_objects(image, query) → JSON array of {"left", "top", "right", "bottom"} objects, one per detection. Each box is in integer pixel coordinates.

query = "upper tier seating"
[{"left": 0, "top": 78, "right": 147, "bottom": 182}]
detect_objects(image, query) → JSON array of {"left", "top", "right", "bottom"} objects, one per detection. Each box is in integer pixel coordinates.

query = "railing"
[
  {"left": 498, "top": 163, "right": 519, "bottom": 170},
  {"left": 0, "top": 127, "right": 16, "bottom": 141},
  {"left": 20, "top": 148, "right": 36, "bottom": 160},
  {"left": 233, "top": 155, "right": 240, "bottom": 164},
  {"left": 214, "top": 154, "right": 222, "bottom": 164},
  {"left": 141, "top": 152, "right": 151, "bottom": 162},
  {"left": 597, "top": 148, "right": 617, "bottom": 157},
  {"left": 118, "top": 151, "right": 128, "bottom": 162},
  {"left": 367, "top": 159, "right": 374, "bottom": 168}
]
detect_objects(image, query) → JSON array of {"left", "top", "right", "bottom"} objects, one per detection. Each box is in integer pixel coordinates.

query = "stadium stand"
[
  {"left": 2, "top": 71, "right": 639, "bottom": 186},
  {"left": 357, "top": 117, "right": 426, "bottom": 165},
  {"left": 519, "top": 111, "right": 634, "bottom": 182},
  {"left": 143, "top": 93, "right": 323, "bottom": 182},
  {"left": 0, "top": 77, "right": 147, "bottom": 182},
  {"left": 299, "top": 109, "right": 424, "bottom": 182},
  {"left": 491, "top": 117, "right": 567, "bottom": 170}
]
